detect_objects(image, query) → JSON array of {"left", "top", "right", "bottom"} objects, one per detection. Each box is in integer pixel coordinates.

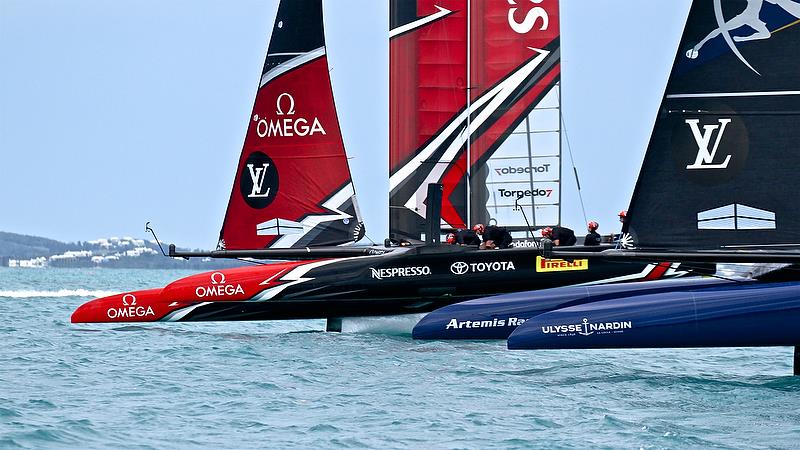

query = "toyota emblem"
[{"left": 450, "top": 261, "right": 469, "bottom": 275}]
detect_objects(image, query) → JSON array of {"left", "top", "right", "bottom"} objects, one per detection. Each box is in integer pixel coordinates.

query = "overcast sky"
[{"left": 0, "top": 0, "right": 692, "bottom": 249}]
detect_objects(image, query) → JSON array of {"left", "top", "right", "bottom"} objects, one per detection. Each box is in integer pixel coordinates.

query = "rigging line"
[
  {"left": 556, "top": 87, "right": 587, "bottom": 225},
  {"left": 515, "top": 194, "right": 535, "bottom": 239},
  {"left": 361, "top": 233, "right": 378, "bottom": 246},
  {"left": 465, "top": 0, "right": 472, "bottom": 228}
]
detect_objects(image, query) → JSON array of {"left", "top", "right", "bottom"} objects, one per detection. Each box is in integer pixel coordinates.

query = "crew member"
[
  {"left": 456, "top": 228, "right": 481, "bottom": 246},
  {"left": 541, "top": 226, "right": 577, "bottom": 246},
  {"left": 614, "top": 210, "right": 631, "bottom": 248},
  {"left": 472, "top": 223, "right": 513, "bottom": 249},
  {"left": 446, "top": 229, "right": 481, "bottom": 246},
  {"left": 584, "top": 221, "right": 601, "bottom": 246}
]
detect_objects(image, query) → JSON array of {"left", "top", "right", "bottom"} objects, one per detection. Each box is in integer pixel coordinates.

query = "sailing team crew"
[
  {"left": 472, "top": 223, "right": 512, "bottom": 249},
  {"left": 584, "top": 221, "right": 601, "bottom": 246},
  {"left": 541, "top": 226, "right": 577, "bottom": 246},
  {"left": 446, "top": 228, "right": 482, "bottom": 246},
  {"left": 447, "top": 220, "right": 614, "bottom": 249}
]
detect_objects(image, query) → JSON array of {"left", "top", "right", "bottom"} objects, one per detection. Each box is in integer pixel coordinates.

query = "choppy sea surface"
[{"left": 1, "top": 268, "right": 799, "bottom": 449}]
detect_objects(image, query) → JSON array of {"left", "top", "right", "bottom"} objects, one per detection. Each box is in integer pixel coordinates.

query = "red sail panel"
[
  {"left": 389, "top": 0, "right": 561, "bottom": 239},
  {"left": 469, "top": 0, "right": 559, "bottom": 100},
  {"left": 465, "top": 0, "right": 561, "bottom": 229},
  {"left": 390, "top": 0, "right": 468, "bottom": 238},
  {"left": 220, "top": 0, "right": 363, "bottom": 250}
]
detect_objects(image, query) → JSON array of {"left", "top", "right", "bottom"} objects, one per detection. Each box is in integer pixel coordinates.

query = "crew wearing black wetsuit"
[
  {"left": 549, "top": 226, "right": 577, "bottom": 246},
  {"left": 481, "top": 225, "right": 513, "bottom": 249},
  {"left": 455, "top": 229, "right": 481, "bottom": 246},
  {"left": 584, "top": 221, "right": 601, "bottom": 246},
  {"left": 584, "top": 230, "right": 601, "bottom": 246}
]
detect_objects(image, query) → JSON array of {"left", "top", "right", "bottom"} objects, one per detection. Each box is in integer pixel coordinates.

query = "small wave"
[{"left": 0, "top": 289, "right": 118, "bottom": 298}]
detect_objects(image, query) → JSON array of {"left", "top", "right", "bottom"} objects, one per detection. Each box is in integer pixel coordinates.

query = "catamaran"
[
  {"left": 508, "top": 0, "right": 800, "bottom": 352},
  {"left": 412, "top": 0, "right": 800, "bottom": 372},
  {"left": 71, "top": 0, "right": 682, "bottom": 328}
]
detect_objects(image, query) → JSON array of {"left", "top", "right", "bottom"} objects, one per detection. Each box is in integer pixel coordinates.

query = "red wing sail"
[
  {"left": 389, "top": 0, "right": 561, "bottom": 239},
  {"left": 219, "top": 0, "right": 364, "bottom": 250}
]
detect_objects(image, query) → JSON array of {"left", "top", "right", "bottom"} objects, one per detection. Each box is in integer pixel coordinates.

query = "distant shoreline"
[{"left": 0, "top": 231, "right": 245, "bottom": 270}]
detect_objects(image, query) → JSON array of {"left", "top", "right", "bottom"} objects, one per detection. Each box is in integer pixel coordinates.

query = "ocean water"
[{"left": 1, "top": 268, "right": 799, "bottom": 449}]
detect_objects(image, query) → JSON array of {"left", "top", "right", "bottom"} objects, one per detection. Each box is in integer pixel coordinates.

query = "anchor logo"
[{"left": 578, "top": 318, "right": 594, "bottom": 336}]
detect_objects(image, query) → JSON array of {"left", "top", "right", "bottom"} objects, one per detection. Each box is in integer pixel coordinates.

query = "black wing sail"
[{"left": 625, "top": 0, "right": 800, "bottom": 251}]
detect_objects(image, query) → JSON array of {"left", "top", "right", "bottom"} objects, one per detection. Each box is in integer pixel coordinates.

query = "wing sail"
[
  {"left": 389, "top": 0, "right": 561, "bottom": 239},
  {"left": 626, "top": 0, "right": 800, "bottom": 250},
  {"left": 219, "top": 0, "right": 364, "bottom": 250}
]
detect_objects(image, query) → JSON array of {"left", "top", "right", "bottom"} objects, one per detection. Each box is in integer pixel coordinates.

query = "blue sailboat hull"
[
  {"left": 507, "top": 281, "right": 800, "bottom": 350},
  {"left": 412, "top": 277, "right": 733, "bottom": 340}
]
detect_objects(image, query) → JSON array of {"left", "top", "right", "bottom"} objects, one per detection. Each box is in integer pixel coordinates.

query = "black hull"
[
  {"left": 73, "top": 245, "right": 698, "bottom": 324},
  {"left": 172, "top": 297, "right": 456, "bottom": 322},
  {"left": 164, "top": 245, "right": 693, "bottom": 322}
]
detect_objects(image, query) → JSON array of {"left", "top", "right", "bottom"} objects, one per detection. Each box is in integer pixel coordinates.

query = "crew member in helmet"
[
  {"left": 614, "top": 210, "right": 632, "bottom": 248},
  {"left": 456, "top": 228, "right": 481, "bottom": 246},
  {"left": 446, "top": 229, "right": 481, "bottom": 246},
  {"left": 541, "top": 226, "right": 577, "bottom": 246},
  {"left": 472, "top": 223, "right": 512, "bottom": 249},
  {"left": 584, "top": 221, "right": 601, "bottom": 246}
]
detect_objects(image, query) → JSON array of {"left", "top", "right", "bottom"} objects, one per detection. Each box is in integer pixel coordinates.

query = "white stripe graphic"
[
  {"left": 569, "top": 263, "right": 686, "bottom": 287},
  {"left": 667, "top": 90, "right": 800, "bottom": 99},
  {"left": 394, "top": 48, "right": 551, "bottom": 218},
  {"left": 260, "top": 47, "right": 326, "bottom": 88},
  {"left": 390, "top": 48, "right": 550, "bottom": 194},
  {"left": 251, "top": 259, "right": 347, "bottom": 301},
  {"left": 389, "top": 6, "right": 453, "bottom": 38},
  {"left": 266, "top": 184, "right": 356, "bottom": 248},
  {"left": 161, "top": 302, "right": 212, "bottom": 322}
]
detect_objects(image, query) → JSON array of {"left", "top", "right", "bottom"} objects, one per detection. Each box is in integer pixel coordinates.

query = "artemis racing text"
[{"left": 446, "top": 317, "right": 526, "bottom": 329}]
